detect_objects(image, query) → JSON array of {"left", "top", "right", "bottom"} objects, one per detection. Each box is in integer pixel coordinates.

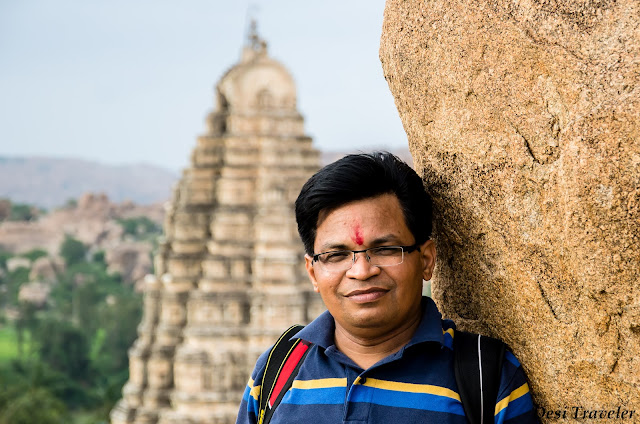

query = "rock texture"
[
  {"left": 109, "top": 28, "right": 323, "bottom": 424},
  {"left": 380, "top": 0, "right": 640, "bottom": 420}
]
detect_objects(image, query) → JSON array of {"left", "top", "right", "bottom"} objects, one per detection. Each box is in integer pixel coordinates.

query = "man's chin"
[{"left": 345, "top": 310, "right": 393, "bottom": 330}]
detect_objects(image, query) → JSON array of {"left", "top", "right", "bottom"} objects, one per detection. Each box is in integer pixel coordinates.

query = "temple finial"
[{"left": 245, "top": 6, "right": 267, "bottom": 54}]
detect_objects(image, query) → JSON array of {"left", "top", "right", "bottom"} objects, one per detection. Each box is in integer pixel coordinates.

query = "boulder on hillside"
[
  {"left": 18, "top": 282, "right": 51, "bottom": 307},
  {"left": 105, "top": 242, "right": 153, "bottom": 284},
  {"left": 6, "top": 257, "right": 31, "bottom": 273},
  {"left": 29, "top": 256, "right": 65, "bottom": 284}
]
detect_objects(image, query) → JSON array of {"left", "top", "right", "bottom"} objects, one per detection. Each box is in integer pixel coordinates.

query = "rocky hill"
[
  {"left": 0, "top": 156, "right": 178, "bottom": 209},
  {"left": 0, "top": 192, "right": 164, "bottom": 286}
]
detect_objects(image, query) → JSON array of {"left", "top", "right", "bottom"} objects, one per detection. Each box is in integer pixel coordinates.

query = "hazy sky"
[{"left": 0, "top": 1, "right": 408, "bottom": 172}]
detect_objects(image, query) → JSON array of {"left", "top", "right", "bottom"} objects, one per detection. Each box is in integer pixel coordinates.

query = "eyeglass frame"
[{"left": 311, "top": 243, "right": 421, "bottom": 271}]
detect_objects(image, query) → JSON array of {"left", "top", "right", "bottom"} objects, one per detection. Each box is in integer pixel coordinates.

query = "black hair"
[{"left": 295, "top": 151, "right": 433, "bottom": 255}]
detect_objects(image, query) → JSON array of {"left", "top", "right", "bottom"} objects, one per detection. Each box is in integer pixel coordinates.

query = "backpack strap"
[
  {"left": 258, "top": 325, "right": 310, "bottom": 424},
  {"left": 453, "top": 330, "right": 507, "bottom": 424}
]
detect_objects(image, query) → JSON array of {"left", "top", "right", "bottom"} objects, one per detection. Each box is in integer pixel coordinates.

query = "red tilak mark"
[{"left": 351, "top": 225, "right": 364, "bottom": 245}]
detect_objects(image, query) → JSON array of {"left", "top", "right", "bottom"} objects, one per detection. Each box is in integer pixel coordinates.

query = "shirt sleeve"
[
  {"left": 494, "top": 351, "right": 539, "bottom": 424},
  {"left": 236, "top": 349, "right": 270, "bottom": 424}
]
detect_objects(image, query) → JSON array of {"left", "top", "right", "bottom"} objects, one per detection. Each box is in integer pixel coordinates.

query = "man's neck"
[{"left": 334, "top": 312, "right": 422, "bottom": 370}]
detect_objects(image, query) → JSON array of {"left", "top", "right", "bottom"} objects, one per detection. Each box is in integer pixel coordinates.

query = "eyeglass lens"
[{"left": 316, "top": 246, "right": 405, "bottom": 272}]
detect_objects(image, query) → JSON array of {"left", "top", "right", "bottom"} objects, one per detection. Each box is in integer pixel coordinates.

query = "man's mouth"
[{"left": 344, "top": 288, "right": 389, "bottom": 303}]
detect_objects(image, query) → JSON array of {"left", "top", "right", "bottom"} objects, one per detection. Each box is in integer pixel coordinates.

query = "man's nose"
[{"left": 345, "top": 251, "right": 380, "bottom": 279}]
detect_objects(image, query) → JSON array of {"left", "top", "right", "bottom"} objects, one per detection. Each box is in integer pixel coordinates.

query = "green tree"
[
  {"left": 92, "top": 250, "right": 106, "bottom": 265},
  {"left": 0, "top": 250, "right": 11, "bottom": 270},
  {"left": 35, "top": 319, "right": 90, "bottom": 381},
  {"left": 21, "top": 248, "right": 48, "bottom": 262},
  {"left": 4, "top": 267, "right": 30, "bottom": 305},
  {"left": 117, "top": 216, "right": 161, "bottom": 237},
  {"left": 15, "top": 302, "right": 38, "bottom": 356},
  {"left": 59, "top": 235, "right": 87, "bottom": 267},
  {"left": 0, "top": 387, "right": 68, "bottom": 424},
  {"left": 92, "top": 292, "right": 141, "bottom": 378},
  {"left": 0, "top": 361, "right": 75, "bottom": 423},
  {"left": 8, "top": 202, "right": 41, "bottom": 222}
]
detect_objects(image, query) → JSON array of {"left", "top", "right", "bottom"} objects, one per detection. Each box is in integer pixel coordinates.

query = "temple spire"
[{"left": 246, "top": 18, "right": 267, "bottom": 55}]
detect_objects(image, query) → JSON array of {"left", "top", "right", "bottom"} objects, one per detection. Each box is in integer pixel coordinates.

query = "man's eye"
[
  {"left": 371, "top": 247, "right": 401, "bottom": 256},
  {"left": 322, "top": 252, "right": 351, "bottom": 263}
]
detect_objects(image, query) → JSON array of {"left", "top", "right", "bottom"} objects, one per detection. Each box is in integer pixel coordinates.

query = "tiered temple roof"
[{"left": 111, "top": 28, "right": 323, "bottom": 424}]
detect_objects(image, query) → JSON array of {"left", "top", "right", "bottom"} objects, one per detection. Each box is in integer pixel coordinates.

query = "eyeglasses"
[{"left": 311, "top": 244, "right": 420, "bottom": 274}]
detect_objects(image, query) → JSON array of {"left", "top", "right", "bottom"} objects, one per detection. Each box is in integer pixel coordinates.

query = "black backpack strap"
[
  {"left": 258, "top": 325, "right": 309, "bottom": 424},
  {"left": 453, "top": 330, "right": 507, "bottom": 424}
]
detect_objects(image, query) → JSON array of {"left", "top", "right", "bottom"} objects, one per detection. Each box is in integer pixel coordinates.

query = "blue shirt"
[{"left": 237, "top": 297, "right": 537, "bottom": 424}]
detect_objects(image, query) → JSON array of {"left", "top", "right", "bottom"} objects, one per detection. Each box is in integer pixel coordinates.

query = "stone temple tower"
[{"left": 111, "top": 26, "right": 324, "bottom": 424}]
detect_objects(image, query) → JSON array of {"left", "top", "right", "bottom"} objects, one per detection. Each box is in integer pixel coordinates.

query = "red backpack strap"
[
  {"left": 258, "top": 325, "right": 310, "bottom": 424},
  {"left": 268, "top": 339, "right": 310, "bottom": 407}
]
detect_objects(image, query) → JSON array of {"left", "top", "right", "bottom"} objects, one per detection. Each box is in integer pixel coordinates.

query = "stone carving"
[
  {"left": 110, "top": 26, "right": 322, "bottom": 424},
  {"left": 380, "top": 0, "right": 640, "bottom": 420}
]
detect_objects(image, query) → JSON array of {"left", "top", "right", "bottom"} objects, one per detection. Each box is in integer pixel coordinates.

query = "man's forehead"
[
  {"left": 316, "top": 234, "right": 405, "bottom": 252},
  {"left": 315, "top": 193, "right": 402, "bottom": 227}
]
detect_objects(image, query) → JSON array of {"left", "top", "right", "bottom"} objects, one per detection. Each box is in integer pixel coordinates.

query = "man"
[{"left": 237, "top": 152, "right": 537, "bottom": 423}]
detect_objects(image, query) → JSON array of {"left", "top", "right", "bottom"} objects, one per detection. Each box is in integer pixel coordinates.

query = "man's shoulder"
[{"left": 248, "top": 344, "right": 273, "bottom": 382}]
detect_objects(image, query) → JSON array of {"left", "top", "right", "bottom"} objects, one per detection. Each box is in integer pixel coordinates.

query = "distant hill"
[
  {"left": 0, "top": 156, "right": 178, "bottom": 209},
  {"left": 0, "top": 150, "right": 413, "bottom": 210}
]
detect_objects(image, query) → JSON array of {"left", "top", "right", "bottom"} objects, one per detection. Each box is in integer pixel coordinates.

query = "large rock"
[
  {"left": 105, "top": 242, "right": 153, "bottom": 285},
  {"left": 380, "top": 0, "right": 639, "bottom": 420},
  {"left": 29, "top": 256, "right": 65, "bottom": 284}
]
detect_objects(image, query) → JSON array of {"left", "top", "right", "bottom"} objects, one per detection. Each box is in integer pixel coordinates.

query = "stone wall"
[{"left": 380, "top": 0, "right": 639, "bottom": 421}]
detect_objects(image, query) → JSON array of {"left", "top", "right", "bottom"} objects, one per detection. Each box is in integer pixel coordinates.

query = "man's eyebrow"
[
  {"left": 369, "top": 234, "right": 402, "bottom": 245},
  {"left": 316, "top": 242, "right": 350, "bottom": 253}
]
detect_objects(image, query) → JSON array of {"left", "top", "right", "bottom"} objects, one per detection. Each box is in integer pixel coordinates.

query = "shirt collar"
[
  {"left": 295, "top": 309, "right": 336, "bottom": 348},
  {"left": 294, "top": 296, "right": 450, "bottom": 349}
]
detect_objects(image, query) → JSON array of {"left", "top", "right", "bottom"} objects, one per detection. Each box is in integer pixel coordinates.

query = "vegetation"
[
  {"left": 59, "top": 235, "right": 89, "bottom": 267},
  {"left": 0, "top": 235, "right": 143, "bottom": 423},
  {"left": 0, "top": 199, "right": 44, "bottom": 222},
  {"left": 117, "top": 217, "right": 161, "bottom": 246},
  {"left": 21, "top": 248, "right": 48, "bottom": 262}
]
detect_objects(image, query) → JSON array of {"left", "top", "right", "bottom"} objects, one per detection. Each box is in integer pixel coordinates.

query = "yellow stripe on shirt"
[
  {"left": 250, "top": 384, "right": 261, "bottom": 400},
  {"left": 364, "top": 378, "right": 461, "bottom": 402},
  {"left": 246, "top": 377, "right": 260, "bottom": 400},
  {"left": 495, "top": 382, "right": 530, "bottom": 415},
  {"left": 291, "top": 378, "right": 348, "bottom": 390},
  {"left": 443, "top": 328, "right": 455, "bottom": 339}
]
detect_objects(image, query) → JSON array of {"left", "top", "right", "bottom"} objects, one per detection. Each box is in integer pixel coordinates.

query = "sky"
[{"left": 0, "top": 1, "right": 408, "bottom": 172}]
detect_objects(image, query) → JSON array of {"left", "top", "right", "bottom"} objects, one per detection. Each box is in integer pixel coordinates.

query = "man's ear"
[
  {"left": 305, "top": 254, "right": 319, "bottom": 293},
  {"left": 419, "top": 240, "right": 436, "bottom": 281}
]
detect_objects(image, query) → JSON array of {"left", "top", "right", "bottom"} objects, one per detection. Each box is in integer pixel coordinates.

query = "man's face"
[{"left": 304, "top": 193, "right": 436, "bottom": 337}]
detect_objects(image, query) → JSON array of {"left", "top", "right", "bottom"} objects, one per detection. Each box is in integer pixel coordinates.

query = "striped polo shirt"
[{"left": 237, "top": 297, "right": 537, "bottom": 424}]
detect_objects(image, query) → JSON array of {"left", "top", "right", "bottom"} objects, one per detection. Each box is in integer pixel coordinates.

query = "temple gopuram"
[{"left": 110, "top": 25, "right": 324, "bottom": 424}]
